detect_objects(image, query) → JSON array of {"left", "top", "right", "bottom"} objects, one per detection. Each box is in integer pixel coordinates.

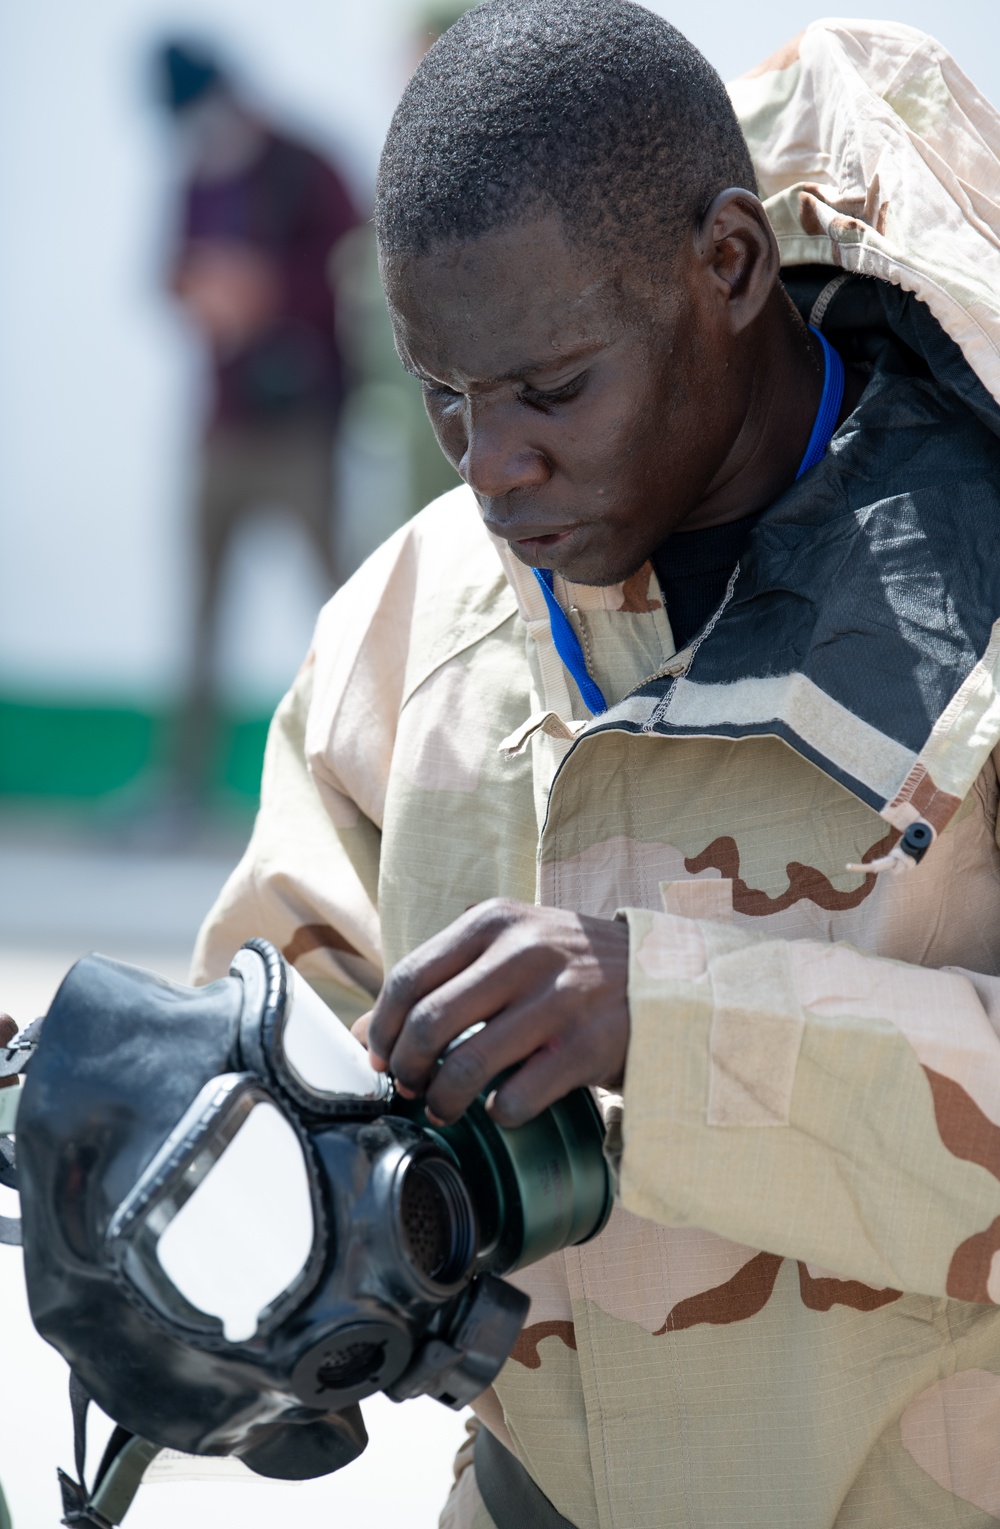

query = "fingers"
[
  {"left": 350, "top": 1012, "right": 372, "bottom": 1046},
  {"left": 487, "top": 1042, "right": 588, "bottom": 1129},
  {"left": 380, "top": 940, "right": 548, "bottom": 1101},
  {"left": 421, "top": 996, "right": 566, "bottom": 1124},
  {"left": 366, "top": 901, "right": 631, "bottom": 1126},
  {"left": 366, "top": 900, "right": 525, "bottom": 1071}
]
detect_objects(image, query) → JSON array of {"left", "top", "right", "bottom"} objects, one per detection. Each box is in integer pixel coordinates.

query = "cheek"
[
  {"left": 556, "top": 394, "right": 640, "bottom": 486},
  {"left": 590, "top": 402, "right": 668, "bottom": 509}
]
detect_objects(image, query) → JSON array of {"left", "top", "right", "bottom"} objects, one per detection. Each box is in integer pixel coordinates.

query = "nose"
[{"left": 458, "top": 398, "right": 551, "bottom": 498}]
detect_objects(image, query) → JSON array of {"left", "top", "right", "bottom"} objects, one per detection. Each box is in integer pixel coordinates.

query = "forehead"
[{"left": 381, "top": 214, "right": 639, "bottom": 381}]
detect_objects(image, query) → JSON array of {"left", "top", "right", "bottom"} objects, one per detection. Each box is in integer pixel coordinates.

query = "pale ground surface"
[{"left": 0, "top": 824, "right": 468, "bottom": 1529}]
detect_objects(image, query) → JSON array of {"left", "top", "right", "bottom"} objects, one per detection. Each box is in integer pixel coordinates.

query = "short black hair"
[{"left": 376, "top": 0, "right": 756, "bottom": 268}]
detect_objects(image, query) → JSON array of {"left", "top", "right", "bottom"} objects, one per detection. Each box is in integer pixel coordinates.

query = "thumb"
[{"left": 351, "top": 1011, "right": 373, "bottom": 1049}]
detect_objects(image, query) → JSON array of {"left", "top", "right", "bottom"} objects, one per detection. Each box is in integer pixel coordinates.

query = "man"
[
  {"left": 156, "top": 41, "right": 359, "bottom": 811},
  {"left": 195, "top": 3, "right": 1000, "bottom": 1524}
]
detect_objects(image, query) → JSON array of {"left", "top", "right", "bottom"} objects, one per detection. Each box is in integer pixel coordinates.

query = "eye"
[
  {"left": 520, "top": 373, "right": 587, "bottom": 409},
  {"left": 421, "top": 380, "right": 461, "bottom": 402}
]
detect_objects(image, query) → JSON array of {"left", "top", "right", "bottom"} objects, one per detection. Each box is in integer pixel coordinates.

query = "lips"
[
  {"left": 480, "top": 511, "right": 588, "bottom": 567},
  {"left": 516, "top": 529, "right": 574, "bottom": 548},
  {"left": 483, "top": 519, "right": 579, "bottom": 547},
  {"left": 506, "top": 528, "right": 581, "bottom": 568}
]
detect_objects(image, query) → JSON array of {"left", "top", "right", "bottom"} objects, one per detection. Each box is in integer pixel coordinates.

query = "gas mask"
[{"left": 2, "top": 939, "right": 612, "bottom": 1518}]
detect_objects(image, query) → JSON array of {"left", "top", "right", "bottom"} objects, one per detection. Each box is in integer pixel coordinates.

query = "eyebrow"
[{"left": 404, "top": 340, "right": 607, "bottom": 388}]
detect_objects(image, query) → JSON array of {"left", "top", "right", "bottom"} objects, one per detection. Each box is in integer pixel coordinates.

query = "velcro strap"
[{"left": 474, "top": 1424, "right": 579, "bottom": 1529}]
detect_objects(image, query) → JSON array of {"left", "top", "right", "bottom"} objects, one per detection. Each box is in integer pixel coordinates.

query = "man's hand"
[{"left": 359, "top": 899, "right": 629, "bottom": 1128}]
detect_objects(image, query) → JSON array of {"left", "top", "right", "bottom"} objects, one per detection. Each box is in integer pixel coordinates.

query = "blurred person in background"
[
  {"left": 154, "top": 40, "right": 360, "bottom": 827},
  {"left": 324, "top": 1, "right": 475, "bottom": 530}
]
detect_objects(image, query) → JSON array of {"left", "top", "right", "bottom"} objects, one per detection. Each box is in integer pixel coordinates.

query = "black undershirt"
[{"left": 651, "top": 509, "right": 765, "bottom": 652}]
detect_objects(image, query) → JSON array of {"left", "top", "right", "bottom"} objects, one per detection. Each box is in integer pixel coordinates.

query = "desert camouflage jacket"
[{"left": 193, "top": 20, "right": 1000, "bottom": 1528}]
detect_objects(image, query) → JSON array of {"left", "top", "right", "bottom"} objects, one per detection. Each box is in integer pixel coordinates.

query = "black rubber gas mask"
[{"left": 9, "top": 939, "right": 612, "bottom": 1499}]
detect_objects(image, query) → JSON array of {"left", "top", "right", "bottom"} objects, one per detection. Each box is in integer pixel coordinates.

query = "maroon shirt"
[{"left": 179, "top": 130, "right": 359, "bottom": 430}]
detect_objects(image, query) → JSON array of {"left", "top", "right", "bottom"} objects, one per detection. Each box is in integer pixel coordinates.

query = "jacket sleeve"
[
  {"left": 189, "top": 515, "right": 425, "bottom": 1022},
  {"left": 189, "top": 655, "right": 383, "bottom": 1025},
  {"left": 620, "top": 907, "right": 1000, "bottom": 1303}
]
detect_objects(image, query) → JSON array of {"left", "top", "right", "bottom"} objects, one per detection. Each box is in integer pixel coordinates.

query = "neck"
[{"left": 677, "top": 291, "right": 860, "bottom": 534}]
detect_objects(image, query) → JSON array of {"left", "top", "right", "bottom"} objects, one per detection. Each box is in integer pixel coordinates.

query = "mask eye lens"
[
  {"left": 234, "top": 940, "right": 390, "bottom": 1114},
  {"left": 278, "top": 969, "right": 389, "bottom": 1108},
  {"left": 154, "top": 1099, "right": 315, "bottom": 1342}
]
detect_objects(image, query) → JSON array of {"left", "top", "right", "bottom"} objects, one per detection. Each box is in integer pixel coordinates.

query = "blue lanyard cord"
[
  {"left": 533, "top": 568, "right": 609, "bottom": 715},
  {"left": 796, "top": 325, "right": 845, "bottom": 479},
  {"left": 532, "top": 324, "right": 845, "bottom": 715}
]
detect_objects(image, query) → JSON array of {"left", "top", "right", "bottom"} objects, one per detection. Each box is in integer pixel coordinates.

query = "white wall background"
[{"left": 0, "top": 0, "right": 997, "bottom": 707}]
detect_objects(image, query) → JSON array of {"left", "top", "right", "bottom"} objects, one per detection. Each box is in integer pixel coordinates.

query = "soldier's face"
[{"left": 382, "top": 210, "right": 748, "bottom": 586}]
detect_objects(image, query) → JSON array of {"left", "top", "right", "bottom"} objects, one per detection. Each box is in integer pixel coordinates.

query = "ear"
[{"left": 693, "top": 188, "right": 780, "bottom": 334}]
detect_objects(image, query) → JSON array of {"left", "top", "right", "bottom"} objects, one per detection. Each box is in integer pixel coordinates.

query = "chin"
[{"left": 534, "top": 546, "right": 650, "bottom": 589}]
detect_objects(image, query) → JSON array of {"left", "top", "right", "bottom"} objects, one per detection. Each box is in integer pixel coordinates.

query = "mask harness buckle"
[
  {"left": 0, "top": 1016, "right": 44, "bottom": 1245},
  {"left": 59, "top": 1375, "right": 161, "bottom": 1529}
]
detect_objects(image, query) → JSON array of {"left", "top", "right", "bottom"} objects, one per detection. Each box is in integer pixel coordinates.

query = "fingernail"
[
  {"left": 369, "top": 1052, "right": 387, "bottom": 1071},
  {"left": 395, "top": 1082, "right": 417, "bottom": 1099},
  {"left": 425, "top": 1108, "right": 446, "bottom": 1126},
  {"left": 486, "top": 1093, "right": 520, "bottom": 1128}
]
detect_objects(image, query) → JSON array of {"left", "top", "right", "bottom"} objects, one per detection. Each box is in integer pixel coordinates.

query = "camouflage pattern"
[{"left": 194, "top": 21, "right": 1000, "bottom": 1529}]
